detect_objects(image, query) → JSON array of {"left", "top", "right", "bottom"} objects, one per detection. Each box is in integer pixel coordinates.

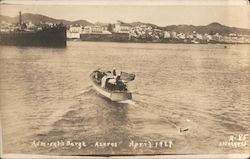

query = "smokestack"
[{"left": 19, "top": 11, "right": 22, "bottom": 25}]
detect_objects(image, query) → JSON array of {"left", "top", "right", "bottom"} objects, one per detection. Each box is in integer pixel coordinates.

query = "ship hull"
[{"left": 0, "top": 27, "right": 67, "bottom": 47}]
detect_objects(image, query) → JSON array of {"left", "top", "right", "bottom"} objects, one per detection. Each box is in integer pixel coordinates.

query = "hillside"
[
  {"left": 163, "top": 22, "right": 249, "bottom": 35},
  {"left": 0, "top": 13, "right": 93, "bottom": 26}
]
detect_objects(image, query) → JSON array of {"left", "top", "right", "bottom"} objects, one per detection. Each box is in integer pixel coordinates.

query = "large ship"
[{"left": 0, "top": 12, "right": 67, "bottom": 47}]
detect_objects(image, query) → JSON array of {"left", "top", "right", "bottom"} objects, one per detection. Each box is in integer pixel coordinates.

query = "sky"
[{"left": 0, "top": 0, "right": 249, "bottom": 28}]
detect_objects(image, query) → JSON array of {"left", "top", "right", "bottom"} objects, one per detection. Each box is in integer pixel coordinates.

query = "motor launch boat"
[{"left": 89, "top": 69, "right": 135, "bottom": 102}]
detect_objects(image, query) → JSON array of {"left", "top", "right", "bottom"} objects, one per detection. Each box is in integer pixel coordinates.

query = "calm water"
[{"left": 0, "top": 42, "right": 249, "bottom": 155}]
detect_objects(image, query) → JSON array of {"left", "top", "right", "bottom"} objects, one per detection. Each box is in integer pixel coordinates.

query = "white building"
[
  {"left": 171, "top": 32, "right": 177, "bottom": 38},
  {"left": 83, "top": 26, "right": 92, "bottom": 34},
  {"left": 164, "top": 31, "right": 171, "bottom": 38},
  {"left": 26, "top": 21, "right": 35, "bottom": 28},
  {"left": 196, "top": 33, "right": 203, "bottom": 40},
  {"left": 229, "top": 33, "right": 237, "bottom": 37},
  {"left": 186, "top": 33, "right": 194, "bottom": 39},
  {"left": 82, "top": 25, "right": 110, "bottom": 34},
  {"left": 92, "top": 26, "right": 108, "bottom": 33},
  {"left": 0, "top": 21, "right": 14, "bottom": 32},
  {"left": 25, "top": 21, "right": 37, "bottom": 31},
  {"left": 114, "top": 21, "right": 131, "bottom": 33},
  {"left": 204, "top": 34, "right": 212, "bottom": 41},
  {"left": 45, "top": 22, "right": 54, "bottom": 27},
  {"left": 177, "top": 33, "right": 186, "bottom": 39},
  {"left": 67, "top": 26, "right": 83, "bottom": 39},
  {"left": 213, "top": 33, "right": 223, "bottom": 41}
]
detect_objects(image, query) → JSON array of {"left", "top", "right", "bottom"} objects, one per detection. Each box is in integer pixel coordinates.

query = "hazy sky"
[{"left": 0, "top": 1, "right": 249, "bottom": 28}]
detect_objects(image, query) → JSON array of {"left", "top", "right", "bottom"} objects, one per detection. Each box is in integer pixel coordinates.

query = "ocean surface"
[{"left": 0, "top": 42, "right": 249, "bottom": 155}]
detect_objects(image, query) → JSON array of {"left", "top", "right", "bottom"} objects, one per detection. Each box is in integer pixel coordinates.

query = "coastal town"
[
  {"left": 1, "top": 19, "right": 249, "bottom": 44},
  {"left": 67, "top": 21, "right": 250, "bottom": 44}
]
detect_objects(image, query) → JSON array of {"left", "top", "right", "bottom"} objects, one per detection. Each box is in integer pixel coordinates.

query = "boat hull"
[{"left": 91, "top": 80, "right": 132, "bottom": 102}]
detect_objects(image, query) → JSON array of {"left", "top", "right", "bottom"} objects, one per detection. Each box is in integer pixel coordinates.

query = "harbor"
[
  {"left": 0, "top": 42, "right": 249, "bottom": 155},
  {"left": 0, "top": 3, "right": 249, "bottom": 157}
]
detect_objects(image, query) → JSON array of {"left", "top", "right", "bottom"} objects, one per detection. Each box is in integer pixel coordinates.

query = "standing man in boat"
[{"left": 112, "top": 67, "right": 116, "bottom": 76}]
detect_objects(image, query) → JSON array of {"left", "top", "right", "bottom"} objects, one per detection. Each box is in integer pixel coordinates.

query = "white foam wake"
[{"left": 117, "top": 100, "right": 136, "bottom": 105}]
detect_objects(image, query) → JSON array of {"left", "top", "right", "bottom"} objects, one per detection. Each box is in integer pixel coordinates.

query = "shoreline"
[{"left": 67, "top": 39, "right": 250, "bottom": 45}]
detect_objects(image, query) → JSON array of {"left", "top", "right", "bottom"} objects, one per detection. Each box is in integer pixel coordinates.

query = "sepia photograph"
[{"left": 0, "top": 0, "right": 249, "bottom": 158}]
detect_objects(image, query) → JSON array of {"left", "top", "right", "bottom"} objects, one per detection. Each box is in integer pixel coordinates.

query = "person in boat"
[
  {"left": 101, "top": 75, "right": 114, "bottom": 88},
  {"left": 100, "top": 73, "right": 123, "bottom": 91},
  {"left": 96, "top": 68, "right": 129, "bottom": 91},
  {"left": 94, "top": 71, "right": 98, "bottom": 80},
  {"left": 112, "top": 67, "right": 116, "bottom": 76},
  {"left": 93, "top": 70, "right": 102, "bottom": 84}
]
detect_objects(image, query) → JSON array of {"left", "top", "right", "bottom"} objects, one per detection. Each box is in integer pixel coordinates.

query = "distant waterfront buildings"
[
  {"left": 65, "top": 22, "right": 250, "bottom": 43},
  {"left": 67, "top": 25, "right": 111, "bottom": 39}
]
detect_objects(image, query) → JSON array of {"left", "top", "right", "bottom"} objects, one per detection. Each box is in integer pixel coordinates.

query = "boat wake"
[
  {"left": 72, "top": 86, "right": 96, "bottom": 98},
  {"left": 78, "top": 86, "right": 93, "bottom": 95},
  {"left": 31, "top": 85, "right": 201, "bottom": 155},
  {"left": 117, "top": 100, "right": 135, "bottom": 105}
]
